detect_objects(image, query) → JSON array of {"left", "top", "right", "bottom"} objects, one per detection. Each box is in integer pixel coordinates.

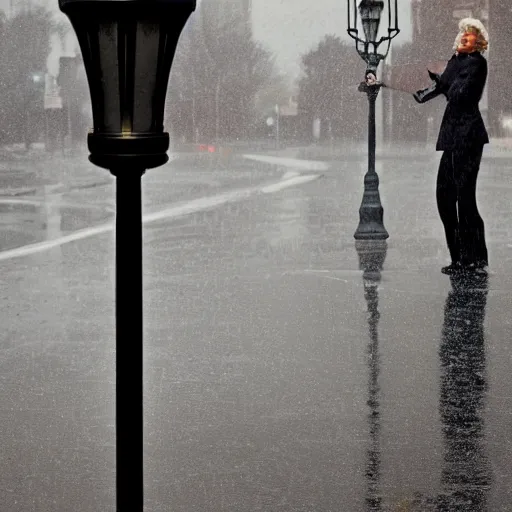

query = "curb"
[{"left": 0, "top": 178, "right": 113, "bottom": 198}]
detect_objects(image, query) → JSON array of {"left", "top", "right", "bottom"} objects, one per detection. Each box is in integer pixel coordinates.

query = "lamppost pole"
[
  {"left": 276, "top": 103, "right": 280, "bottom": 150},
  {"left": 347, "top": 0, "right": 399, "bottom": 240},
  {"left": 114, "top": 167, "right": 145, "bottom": 508},
  {"left": 58, "top": 1, "right": 196, "bottom": 509},
  {"left": 356, "top": 81, "right": 386, "bottom": 239}
]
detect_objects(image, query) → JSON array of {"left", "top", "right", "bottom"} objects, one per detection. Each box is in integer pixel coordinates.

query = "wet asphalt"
[{"left": 1, "top": 147, "right": 512, "bottom": 511}]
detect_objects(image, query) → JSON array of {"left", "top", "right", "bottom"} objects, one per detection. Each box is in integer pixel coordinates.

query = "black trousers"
[{"left": 436, "top": 146, "right": 488, "bottom": 266}]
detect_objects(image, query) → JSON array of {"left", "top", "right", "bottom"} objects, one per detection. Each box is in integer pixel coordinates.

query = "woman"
[{"left": 414, "top": 18, "right": 490, "bottom": 275}]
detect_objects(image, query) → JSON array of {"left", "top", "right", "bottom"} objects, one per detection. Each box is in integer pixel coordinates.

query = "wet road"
[
  {"left": 0, "top": 153, "right": 289, "bottom": 253},
  {"left": 1, "top": 150, "right": 512, "bottom": 511}
]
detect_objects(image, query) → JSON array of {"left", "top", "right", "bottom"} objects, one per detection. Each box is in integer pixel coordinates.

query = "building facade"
[
  {"left": 383, "top": 0, "right": 511, "bottom": 143},
  {"left": 487, "top": 0, "right": 512, "bottom": 135}
]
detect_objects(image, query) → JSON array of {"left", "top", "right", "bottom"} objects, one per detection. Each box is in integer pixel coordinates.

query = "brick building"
[{"left": 382, "top": 0, "right": 510, "bottom": 143}]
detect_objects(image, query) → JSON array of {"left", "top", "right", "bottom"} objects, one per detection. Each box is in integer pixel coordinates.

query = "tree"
[
  {"left": 254, "top": 72, "right": 292, "bottom": 117},
  {"left": 165, "top": 1, "right": 279, "bottom": 143},
  {"left": 297, "top": 35, "right": 366, "bottom": 142}
]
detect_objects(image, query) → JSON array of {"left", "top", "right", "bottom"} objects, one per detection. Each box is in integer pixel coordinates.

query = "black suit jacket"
[{"left": 414, "top": 52, "right": 489, "bottom": 151}]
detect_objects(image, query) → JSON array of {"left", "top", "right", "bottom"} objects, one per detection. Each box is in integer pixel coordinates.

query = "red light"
[{"left": 208, "top": 145, "right": 216, "bottom": 153}]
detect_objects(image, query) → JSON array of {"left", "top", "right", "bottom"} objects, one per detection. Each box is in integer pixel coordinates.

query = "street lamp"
[
  {"left": 25, "top": 71, "right": 45, "bottom": 150},
  {"left": 347, "top": 0, "right": 399, "bottom": 240},
  {"left": 58, "top": 1, "right": 196, "bottom": 510}
]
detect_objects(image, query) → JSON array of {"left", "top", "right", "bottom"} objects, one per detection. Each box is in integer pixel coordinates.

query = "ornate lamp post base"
[
  {"left": 354, "top": 206, "right": 389, "bottom": 240},
  {"left": 354, "top": 81, "right": 389, "bottom": 241}
]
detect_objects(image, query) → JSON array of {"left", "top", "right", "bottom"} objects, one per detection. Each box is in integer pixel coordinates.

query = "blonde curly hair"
[{"left": 453, "top": 17, "right": 489, "bottom": 53}]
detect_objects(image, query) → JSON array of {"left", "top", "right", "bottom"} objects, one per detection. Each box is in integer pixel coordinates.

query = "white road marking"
[
  {"left": 282, "top": 171, "right": 300, "bottom": 180},
  {"left": 242, "top": 154, "right": 330, "bottom": 171},
  {"left": 0, "top": 173, "right": 320, "bottom": 262},
  {"left": 260, "top": 174, "right": 319, "bottom": 194}
]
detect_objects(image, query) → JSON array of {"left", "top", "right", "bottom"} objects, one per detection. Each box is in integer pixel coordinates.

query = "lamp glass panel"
[
  {"left": 98, "top": 21, "right": 121, "bottom": 132},
  {"left": 359, "top": 0, "right": 384, "bottom": 42},
  {"left": 369, "top": 4, "right": 382, "bottom": 20},
  {"left": 60, "top": 0, "right": 196, "bottom": 145},
  {"left": 133, "top": 21, "right": 161, "bottom": 133},
  {"left": 364, "top": 19, "right": 380, "bottom": 42}
]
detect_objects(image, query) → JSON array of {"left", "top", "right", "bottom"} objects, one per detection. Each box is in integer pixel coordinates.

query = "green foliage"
[
  {"left": 166, "top": 2, "right": 280, "bottom": 142},
  {"left": 297, "top": 35, "right": 367, "bottom": 141}
]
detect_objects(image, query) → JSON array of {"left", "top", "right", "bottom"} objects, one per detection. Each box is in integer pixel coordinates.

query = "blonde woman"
[{"left": 414, "top": 18, "right": 489, "bottom": 275}]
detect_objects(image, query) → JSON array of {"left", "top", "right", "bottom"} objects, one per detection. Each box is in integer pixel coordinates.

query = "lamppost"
[
  {"left": 58, "top": 1, "right": 196, "bottom": 510},
  {"left": 275, "top": 103, "right": 280, "bottom": 149},
  {"left": 58, "top": 55, "right": 81, "bottom": 154},
  {"left": 24, "top": 71, "right": 45, "bottom": 150},
  {"left": 347, "top": 0, "right": 399, "bottom": 240}
]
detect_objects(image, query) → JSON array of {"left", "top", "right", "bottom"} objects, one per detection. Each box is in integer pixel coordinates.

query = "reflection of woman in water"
[
  {"left": 414, "top": 18, "right": 490, "bottom": 275},
  {"left": 437, "top": 273, "right": 491, "bottom": 510}
]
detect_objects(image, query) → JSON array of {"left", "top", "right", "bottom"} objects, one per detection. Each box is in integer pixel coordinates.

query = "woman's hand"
[
  {"left": 428, "top": 69, "right": 441, "bottom": 84},
  {"left": 365, "top": 72, "right": 377, "bottom": 86}
]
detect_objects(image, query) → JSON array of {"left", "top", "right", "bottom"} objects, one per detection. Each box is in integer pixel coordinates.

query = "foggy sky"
[
  {"left": 0, "top": 0, "right": 412, "bottom": 83},
  {"left": 252, "top": 0, "right": 412, "bottom": 82}
]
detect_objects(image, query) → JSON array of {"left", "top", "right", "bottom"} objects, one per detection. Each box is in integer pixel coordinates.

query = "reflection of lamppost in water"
[
  {"left": 356, "top": 240, "right": 387, "bottom": 510},
  {"left": 42, "top": 186, "right": 63, "bottom": 242}
]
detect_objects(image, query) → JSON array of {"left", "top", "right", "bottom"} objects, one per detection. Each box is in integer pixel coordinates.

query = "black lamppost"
[
  {"left": 58, "top": 1, "right": 196, "bottom": 510},
  {"left": 347, "top": 0, "right": 399, "bottom": 240},
  {"left": 25, "top": 71, "right": 45, "bottom": 150}
]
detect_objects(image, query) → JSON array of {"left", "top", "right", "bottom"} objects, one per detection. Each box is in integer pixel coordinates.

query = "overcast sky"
[
  {"left": 0, "top": 0, "right": 412, "bottom": 82},
  {"left": 252, "top": 0, "right": 412, "bottom": 82}
]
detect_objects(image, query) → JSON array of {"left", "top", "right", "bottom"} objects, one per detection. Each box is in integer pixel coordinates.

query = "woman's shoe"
[
  {"left": 441, "top": 262, "right": 462, "bottom": 275},
  {"left": 463, "top": 262, "right": 488, "bottom": 274}
]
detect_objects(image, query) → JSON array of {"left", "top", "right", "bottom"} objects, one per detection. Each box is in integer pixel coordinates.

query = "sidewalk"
[
  {"left": 2, "top": 137, "right": 511, "bottom": 197},
  {"left": 0, "top": 141, "right": 255, "bottom": 196},
  {"left": 261, "top": 138, "right": 512, "bottom": 162}
]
